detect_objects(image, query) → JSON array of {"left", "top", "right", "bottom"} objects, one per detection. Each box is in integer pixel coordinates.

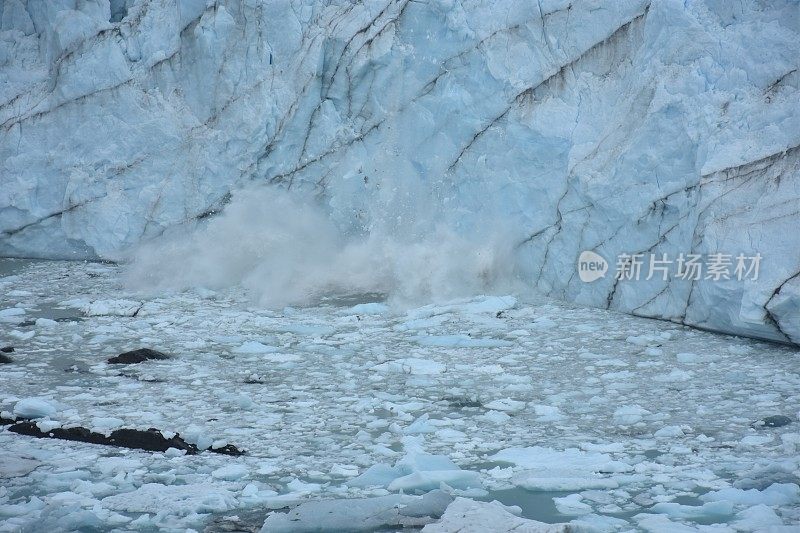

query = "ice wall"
[{"left": 1, "top": 0, "right": 798, "bottom": 343}]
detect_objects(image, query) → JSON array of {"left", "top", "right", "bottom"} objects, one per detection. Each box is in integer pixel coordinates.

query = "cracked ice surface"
[{"left": 1, "top": 259, "right": 800, "bottom": 531}]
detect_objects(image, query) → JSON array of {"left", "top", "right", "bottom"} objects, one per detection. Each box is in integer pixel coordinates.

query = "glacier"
[{"left": 1, "top": 0, "right": 799, "bottom": 344}]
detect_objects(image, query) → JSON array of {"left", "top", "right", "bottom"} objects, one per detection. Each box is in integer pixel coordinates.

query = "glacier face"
[{"left": 1, "top": 0, "right": 798, "bottom": 344}]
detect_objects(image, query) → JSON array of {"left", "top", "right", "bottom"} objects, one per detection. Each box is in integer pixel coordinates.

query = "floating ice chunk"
[
  {"left": 732, "top": 504, "right": 785, "bottom": 529},
  {"left": 0, "top": 307, "right": 25, "bottom": 321},
  {"left": 405, "top": 414, "right": 436, "bottom": 435},
  {"left": 394, "top": 315, "right": 449, "bottom": 331},
  {"left": 701, "top": 483, "right": 800, "bottom": 506},
  {"left": 613, "top": 405, "right": 650, "bottom": 425},
  {"left": 350, "top": 302, "right": 390, "bottom": 315},
  {"left": 263, "top": 353, "right": 302, "bottom": 363},
  {"left": 9, "top": 329, "right": 34, "bottom": 340},
  {"left": 211, "top": 439, "right": 231, "bottom": 450},
  {"left": 483, "top": 399, "right": 526, "bottom": 413},
  {"left": 458, "top": 296, "right": 517, "bottom": 315},
  {"left": 595, "top": 358, "right": 627, "bottom": 367},
  {"left": 422, "top": 497, "right": 570, "bottom": 532},
  {"left": 90, "top": 417, "right": 125, "bottom": 431},
  {"left": 654, "top": 425, "right": 690, "bottom": 438},
  {"left": 164, "top": 447, "right": 186, "bottom": 457},
  {"left": 512, "top": 474, "right": 620, "bottom": 492},
  {"left": 349, "top": 464, "right": 405, "bottom": 488},
  {"left": 625, "top": 335, "right": 659, "bottom": 347},
  {"left": 553, "top": 493, "right": 592, "bottom": 515},
  {"left": 0, "top": 496, "right": 46, "bottom": 517},
  {"left": 374, "top": 358, "right": 446, "bottom": 375},
  {"left": 739, "top": 434, "right": 774, "bottom": 447},
  {"left": 412, "top": 335, "right": 512, "bottom": 348},
  {"left": 330, "top": 464, "right": 359, "bottom": 477},
  {"left": 0, "top": 454, "right": 40, "bottom": 477},
  {"left": 101, "top": 483, "right": 237, "bottom": 514},
  {"left": 633, "top": 513, "right": 700, "bottom": 532},
  {"left": 234, "top": 393, "right": 253, "bottom": 409},
  {"left": 486, "top": 466, "right": 514, "bottom": 480},
  {"left": 261, "top": 491, "right": 452, "bottom": 532},
  {"left": 237, "top": 481, "right": 278, "bottom": 504},
  {"left": 436, "top": 428, "right": 466, "bottom": 442},
  {"left": 280, "top": 324, "right": 334, "bottom": 336},
  {"left": 653, "top": 369, "right": 693, "bottom": 383},
  {"left": 81, "top": 299, "right": 142, "bottom": 316},
  {"left": 350, "top": 451, "right": 482, "bottom": 492},
  {"left": 530, "top": 317, "right": 556, "bottom": 330},
  {"left": 407, "top": 296, "right": 516, "bottom": 320},
  {"left": 780, "top": 433, "right": 800, "bottom": 453},
  {"left": 649, "top": 500, "right": 734, "bottom": 520},
  {"left": 391, "top": 455, "right": 482, "bottom": 492},
  {"left": 96, "top": 457, "right": 143, "bottom": 476},
  {"left": 212, "top": 464, "right": 248, "bottom": 481},
  {"left": 286, "top": 478, "right": 322, "bottom": 493},
  {"left": 232, "top": 341, "right": 276, "bottom": 354},
  {"left": 480, "top": 410, "right": 511, "bottom": 424},
  {"left": 181, "top": 425, "right": 213, "bottom": 451},
  {"left": 490, "top": 446, "right": 630, "bottom": 491},
  {"left": 6, "top": 290, "right": 32, "bottom": 297},
  {"left": 388, "top": 470, "right": 483, "bottom": 492},
  {"left": 579, "top": 442, "right": 625, "bottom": 453},
  {"left": 676, "top": 352, "right": 720, "bottom": 363},
  {"left": 473, "top": 363, "right": 505, "bottom": 374},
  {"left": 533, "top": 404, "right": 564, "bottom": 422},
  {"left": 13, "top": 397, "right": 57, "bottom": 419}
]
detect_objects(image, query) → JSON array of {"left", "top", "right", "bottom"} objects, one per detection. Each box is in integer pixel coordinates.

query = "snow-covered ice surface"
[{"left": 1, "top": 259, "right": 800, "bottom": 532}]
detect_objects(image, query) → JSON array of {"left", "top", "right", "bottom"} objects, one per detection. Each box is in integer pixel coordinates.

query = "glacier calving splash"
[{"left": 1, "top": 0, "right": 798, "bottom": 343}]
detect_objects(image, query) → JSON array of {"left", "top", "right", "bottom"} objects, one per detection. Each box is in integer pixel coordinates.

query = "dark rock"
[
  {"left": 108, "top": 348, "right": 169, "bottom": 364},
  {"left": 10, "top": 422, "right": 109, "bottom": 446},
  {"left": 0, "top": 415, "right": 17, "bottom": 425},
  {"left": 0, "top": 353, "right": 12, "bottom": 364},
  {"left": 0, "top": 346, "right": 14, "bottom": 353},
  {"left": 6, "top": 420, "right": 245, "bottom": 455},
  {"left": 108, "top": 428, "right": 198, "bottom": 453},
  {"left": 210, "top": 443, "right": 246, "bottom": 456},
  {"left": 8, "top": 422, "right": 199, "bottom": 454},
  {"left": 755, "top": 415, "right": 793, "bottom": 428},
  {"left": 445, "top": 396, "right": 483, "bottom": 408}
]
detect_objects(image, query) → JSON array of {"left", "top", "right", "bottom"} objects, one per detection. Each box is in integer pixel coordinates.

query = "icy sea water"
[{"left": 1, "top": 260, "right": 799, "bottom": 531}]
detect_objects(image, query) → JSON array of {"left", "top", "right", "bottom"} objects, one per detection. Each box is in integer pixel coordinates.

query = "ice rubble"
[
  {"left": 260, "top": 491, "right": 453, "bottom": 532},
  {"left": 349, "top": 439, "right": 483, "bottom": 492},
  {"left": 1, "top": 0, "right": 799, "bottom": 344},
  {"left": 490, "top": 447, "right": 633, "bottom": 491},
  {"left": 421, "top": 497, "right": 572, "bottom": 533},
  {"left": 100, "top": 482, "right": 239, "bottom": 515},
  {"left": 12, "top": 398, "right": 58, "bottom": 419},
  {"left": 1, "top": 261, "right": 799, "bottom": 530}
]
